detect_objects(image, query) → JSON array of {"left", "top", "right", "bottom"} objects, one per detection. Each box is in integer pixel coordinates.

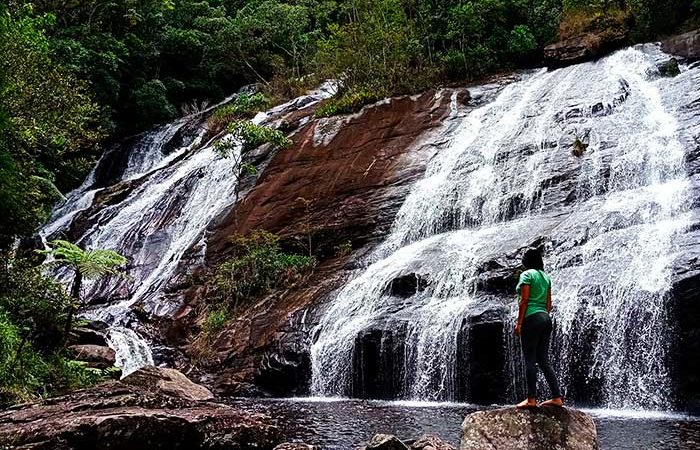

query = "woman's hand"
[{"left": 514, "top": 323, "right": 522, "bottom": 335}]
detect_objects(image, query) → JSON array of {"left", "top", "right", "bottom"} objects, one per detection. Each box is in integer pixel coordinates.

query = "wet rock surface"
[
  {"left": 460, "top": 407, "right": 598, "bottom": 450},
  {"left": 366, "top": 434, "right": 410, "bottom": 450},
  {"left": 408, "top": 434, "right": 456, "bottom": 450},
  {"left": 182, "top": 90, "right": 461, "bottom": 396},
  {"left": 0, "top": 367, "right": 281, "bottom": 450},
  {"left": 662, "top": 29, "right": 700, "bottom": 60},
  {"left": 544, "top": 29, "right": 628, "bottom": 66},
  {"left": 68, "top": 344, "right": 116, "bottom": 369}
]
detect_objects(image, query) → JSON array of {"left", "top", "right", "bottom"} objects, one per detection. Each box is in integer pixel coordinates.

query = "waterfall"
[
  {"left": 41, "top": 85, "right": 336, "bottom": 375},
  {"left": 310, "top": 45, "right": 698, "bottom": 409}
]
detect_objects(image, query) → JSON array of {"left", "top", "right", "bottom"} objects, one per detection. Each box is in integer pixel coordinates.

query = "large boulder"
[
  {"left": 544, "top": 29, "right": 627, "bottom": 66},
  {"left": 68, "top": 344, "right": 116, "bottom": 369},
  {"left": 460, "top": 407, "right": 598, "bottom": 450},
  {"left": 662, "top": 29, "right": 700, "bottom": 60},
  {"left": 123, "top": 366, "right": 214, "bottom": 401},
  {"left": 0, "top": 367, "right": 281, "bottom": 450}
]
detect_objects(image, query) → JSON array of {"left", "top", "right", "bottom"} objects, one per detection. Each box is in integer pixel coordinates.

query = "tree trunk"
[{"left": 65, "top": 271, "right": 82, "bottom": 342}]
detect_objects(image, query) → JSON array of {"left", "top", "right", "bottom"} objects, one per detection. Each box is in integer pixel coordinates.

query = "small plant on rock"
[{"left": 227, "top": 120, "right": 292, "bottom": 152}]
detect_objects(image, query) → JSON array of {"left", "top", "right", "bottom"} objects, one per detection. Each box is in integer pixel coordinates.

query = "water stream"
[
  {"left": 310, "top": 45, "right": 699, "bottom": 409},
  {"left": 41, "top": 86, "right": 336, "bottom": 375}
]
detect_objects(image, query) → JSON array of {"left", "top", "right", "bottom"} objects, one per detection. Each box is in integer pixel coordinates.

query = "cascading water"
[
  {"left": 41, "top": 85, "right": 336, "bottom": 376},
  {"left": 310, "top": 44, "right": 699, "bottom": 409}
]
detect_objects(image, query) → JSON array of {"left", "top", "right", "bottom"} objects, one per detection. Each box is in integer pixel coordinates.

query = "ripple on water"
[{"left": 226, "top": 398, "right": 700, "bottom": 450}]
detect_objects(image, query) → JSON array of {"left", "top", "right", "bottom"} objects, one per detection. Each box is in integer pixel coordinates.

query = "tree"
[
  {"left": 0, "top": 4, "right": 104, "bottom": 247},
  {"left": 40, "top": 240, "right": 127, "bottom": 339}
]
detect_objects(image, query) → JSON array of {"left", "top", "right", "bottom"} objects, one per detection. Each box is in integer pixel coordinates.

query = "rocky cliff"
[{"left": 40, "top": 32, "right": 700, "bottom": 412}]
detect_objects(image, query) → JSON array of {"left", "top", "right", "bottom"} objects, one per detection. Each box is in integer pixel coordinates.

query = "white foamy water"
[
  {"left": 41, "top": 86, "right": 335, "bottom": 375},
  {"left": 311, "top": 45, "right": 698, "bottom": 410}
]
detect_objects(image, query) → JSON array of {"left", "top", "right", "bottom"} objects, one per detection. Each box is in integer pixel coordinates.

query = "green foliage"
[
  {"left": 0, "top": 256, "right": 70, "bottom": 352},
  {"left": 213, "top": 230, "right": 316, "bottom": 310},
  {"left": 0, "top": 4, "right": 104, "bottom": 246},
  {"left": 41, "top": 240, "right": 127, "bottom": 280},
  {"left": 0, "top": 257, "right": 103, "bottom": 405},
  {"left": 315, "top": 89, "right": 382, "bottom": 117},
  {"left": 210, "top": 92, "right": 271, "bottom": 127},
  {"left": 224, "top": 120, "right": 293, "bottom": 152},
  {"left": 313, "top": 0, "right": 433, "bottom": 113},
  {"left": 128, "top": 80, "right": 178, "bottom": 126},
  {"left": 202, "top": 307, "right": 230, "bottom": 339}
]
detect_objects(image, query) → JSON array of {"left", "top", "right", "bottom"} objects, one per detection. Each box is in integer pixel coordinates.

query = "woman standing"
[{"left": 514, "top": 248, "right": 563, "bottom": 408}]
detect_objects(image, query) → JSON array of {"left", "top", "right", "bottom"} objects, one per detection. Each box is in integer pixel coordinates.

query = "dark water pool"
[{"left": 227, "top": 398, "right": 700, "bottom": 449}]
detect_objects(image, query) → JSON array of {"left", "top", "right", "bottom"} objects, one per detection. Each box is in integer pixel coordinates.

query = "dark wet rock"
[
  {"left": 352, "top": 326, "right": 407, "bottom": 399},
  {"left": 409, "top": 434, "right": 456, "bottom": 450},
  {"left": 366, "top": 434, "right": 410, "bottom": 450},
  {"left": 69, "top": 327, "right": 108, "bottom": 346},
  {"left": 0, "top": 367, "right": 280, "bottom": 450},
  {"left": 653, "top": 58, "right": 681, "bottom": 78},
  {"left": 456, "top": 90, "right": 471, "bottom": 106},
  {"left": 662, "top": 29, "right": 700, "bottom": 60},
  {"left": 273, "top": 444, "right": 318, "bottom": 450},
  {"left": 457, "top": 303, "right": 509, "bottom": 404},
  {"left": 388, "top": 273, "right": 430, "bottom": 297},
  {"left": 68, "top": 344, "right": 116, "bottom": 369},
  {"left": 668, "top": 229, "right": 700, "bottom": 412},
  {"left": 459, "top": 407, "right": 598, "bottom": 450},
  {"left": 544, "top": 29, "right": 628, "bottom": 66}
]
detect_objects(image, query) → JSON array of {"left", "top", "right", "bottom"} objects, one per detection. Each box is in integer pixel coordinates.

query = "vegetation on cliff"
[{"left": 194, "top": 230, "right": 315, "bottom": 346}]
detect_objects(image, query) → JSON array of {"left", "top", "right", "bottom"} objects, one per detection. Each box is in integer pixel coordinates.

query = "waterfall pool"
[{"left": 226, "top": 397, "right": 700, "bottom": 449}]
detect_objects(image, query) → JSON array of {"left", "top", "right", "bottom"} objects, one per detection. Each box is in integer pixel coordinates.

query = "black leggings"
[{"left": 521, "top": 311, "right": 561, "bottom": 399}]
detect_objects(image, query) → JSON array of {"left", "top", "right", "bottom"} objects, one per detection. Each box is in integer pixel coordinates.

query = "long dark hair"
[{"left": 522, "top": 248, "right": 544, "bottom": 271}]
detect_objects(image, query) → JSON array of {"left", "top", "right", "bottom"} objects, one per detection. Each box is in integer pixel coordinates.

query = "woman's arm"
[
  {"left": 546, "top": 288, "right": 552, "bottom": 313},
  {"left": 515, "top": 285, "right": 530, "bottom": 335}
]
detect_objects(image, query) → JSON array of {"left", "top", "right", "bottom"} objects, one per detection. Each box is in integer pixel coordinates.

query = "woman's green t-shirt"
[{"left": 516, "top": 269, "right": 551, "bottom": 317}]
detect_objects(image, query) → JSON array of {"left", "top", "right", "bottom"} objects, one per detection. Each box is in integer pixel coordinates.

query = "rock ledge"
[{"left": 0, "top": 367, "right": 281, "bottom": 450}]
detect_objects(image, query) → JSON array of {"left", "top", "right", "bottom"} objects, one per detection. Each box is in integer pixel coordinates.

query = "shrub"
[
  {"left": 209, "top": 92, "right": 271, "bottom": 129},
  {"left": 0, "top": 309, "right": 103, "bottom": 405},
  {"left": 0, "top": 257, "right": 106, "bottom": 405},
  {"left": 213, "top": 230, "right": 315, "bottom": 310},
  {"left": 0, "top": 257, "right": 70, "bottom": 352},
  {"left": 223, "top": 120, "right": 292, "bottom": 152},
  {"left": 315, "top": 88, "right": 383, "bottom": 118},
  {"left": 129, "top": 79, "right": 177, "bottom": 126}
]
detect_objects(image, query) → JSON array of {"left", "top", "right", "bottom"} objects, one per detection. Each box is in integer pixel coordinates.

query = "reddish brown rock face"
[
  {"left": 179, "top": 91, "right": 457, "bottom": 396},
  {"left": 208, "top": 91, "right": 454, "bottom": 260}
]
